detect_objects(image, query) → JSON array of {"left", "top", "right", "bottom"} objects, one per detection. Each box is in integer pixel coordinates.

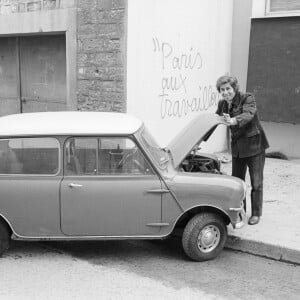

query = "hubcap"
[{"left": 197, "top": 225, "right": 221, "bottom": 253}]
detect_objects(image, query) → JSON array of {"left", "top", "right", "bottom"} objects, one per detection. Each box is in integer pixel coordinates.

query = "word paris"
[{"left": 153, "top": 37, "right": 202, "bottom": 70}]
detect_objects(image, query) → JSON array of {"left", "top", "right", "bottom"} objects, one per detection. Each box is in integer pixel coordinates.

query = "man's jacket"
[{"left": 216, "top": 91, "right": 269, "bottom": 158}]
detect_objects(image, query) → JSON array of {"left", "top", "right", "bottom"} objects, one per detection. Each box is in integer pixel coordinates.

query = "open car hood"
[{"left": 166, "top": 114, "right": 226, "bottom": 168}]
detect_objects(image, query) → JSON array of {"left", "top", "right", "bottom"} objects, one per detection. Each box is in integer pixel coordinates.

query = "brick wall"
[{"left": 77, "top": 0, "right": 127, "bottom": 112}]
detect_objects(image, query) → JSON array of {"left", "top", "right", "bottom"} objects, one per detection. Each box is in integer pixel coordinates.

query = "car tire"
[
  {"left": 182, "top": 213, "right": 227, "bottom": 261},
  {"left": 0, "top": 220, "right": 10, "bottom": 256}
]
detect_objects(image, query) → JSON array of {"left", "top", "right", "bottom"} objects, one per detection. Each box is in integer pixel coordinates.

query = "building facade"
[
  {"left": 0, "top": 0, "right": 127, "bottom": 115},
  {"left": 0, "top": 0, "right": 299, "bottom": 157},
  {"left": 232, "top": 0, "right": 300, "bottom": 158}
]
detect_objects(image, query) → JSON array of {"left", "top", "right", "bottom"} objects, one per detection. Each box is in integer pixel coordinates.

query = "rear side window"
[{"left": 0, "top": 138, "right": 59, "bottom": 175}]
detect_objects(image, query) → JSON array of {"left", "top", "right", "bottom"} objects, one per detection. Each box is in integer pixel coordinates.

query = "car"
[{"left": 0, "top": 111, "right": 245, "bottom": 261}]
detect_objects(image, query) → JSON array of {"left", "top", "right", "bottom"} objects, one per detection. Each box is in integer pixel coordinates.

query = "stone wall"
[
  {"left": 77, "top": 0, "right": 127, "bottom": 112},
  {"left": 0, "top": 0, "right": 75, "bottom": 13}
]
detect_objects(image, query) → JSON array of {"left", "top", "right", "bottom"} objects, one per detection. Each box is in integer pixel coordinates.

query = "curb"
[{"left": 226, "top": 235, "right": 300, "bottom": 265}]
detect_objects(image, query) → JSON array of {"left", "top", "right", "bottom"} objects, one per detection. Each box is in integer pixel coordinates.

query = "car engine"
[{"left": 180, "top": 153, "right": 221, "bottom": 174}]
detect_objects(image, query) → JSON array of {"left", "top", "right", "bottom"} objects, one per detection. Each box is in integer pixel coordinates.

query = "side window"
[
  {"left": 98, "top": 137, "right": 154, "bottom": 175},
  {"left": 0, "top": 138, "right": 59, "bottom": 175},
  {"left": 65, "top": 138, "right": 97, "bottom": 176}
]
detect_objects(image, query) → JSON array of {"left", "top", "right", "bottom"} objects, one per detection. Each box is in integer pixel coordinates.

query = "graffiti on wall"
[{"left": 152, "top": 37, "right": 221, "bottom": 119}]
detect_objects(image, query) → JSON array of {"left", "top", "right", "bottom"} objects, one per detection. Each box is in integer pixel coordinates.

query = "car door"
[
  {"left": 60, "top": 137, "right": 163, "bottom": 236},
  {"left": 0, "top": 137, "right": 61, "bottom": 237}
]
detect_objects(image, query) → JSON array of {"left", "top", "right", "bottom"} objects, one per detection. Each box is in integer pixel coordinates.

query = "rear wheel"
[
  {"left": 0, "top": 220, "right": 10, "bottom": 256},
  {"left": 182, "top": 213, "right": 227, "bottom": 261}
]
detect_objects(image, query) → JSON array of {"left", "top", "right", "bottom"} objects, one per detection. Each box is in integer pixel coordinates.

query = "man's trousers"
[{"left": 231, "top": 151, "right": 265, "bottom": 217}]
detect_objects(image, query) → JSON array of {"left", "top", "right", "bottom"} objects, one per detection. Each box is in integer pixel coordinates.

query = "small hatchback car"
[{"left": 0, "top": 111, "right": 245, "bottom": 261}]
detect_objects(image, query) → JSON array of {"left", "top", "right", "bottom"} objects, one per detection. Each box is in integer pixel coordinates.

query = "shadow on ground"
[{"left": 5, "top": 238, "right": 299, "bottom": 300}]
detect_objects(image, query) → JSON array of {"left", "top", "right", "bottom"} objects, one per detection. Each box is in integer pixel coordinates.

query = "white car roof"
[{"left": 0, "top": 111, "right": 143, "bottom": 137}]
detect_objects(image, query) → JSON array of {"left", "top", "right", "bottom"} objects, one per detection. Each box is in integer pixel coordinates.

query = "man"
[{"left": 216, "top": 75, "right": 269, "bottom": 225}]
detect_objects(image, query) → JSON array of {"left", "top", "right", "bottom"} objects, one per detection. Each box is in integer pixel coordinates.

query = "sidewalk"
[{"left": 220, "top": 156, "right": 300, "bottom": 265}]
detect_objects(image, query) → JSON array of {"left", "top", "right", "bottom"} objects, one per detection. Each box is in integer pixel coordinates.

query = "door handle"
[{"left": 68, "top": 183, "right": 83, "bottom": 188}]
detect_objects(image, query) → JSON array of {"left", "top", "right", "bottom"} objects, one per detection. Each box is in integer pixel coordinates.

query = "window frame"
[
  {"left": 63, "top": 136, "right": 157, "bottom": 177},
  {"left": 64, "top": 136, "right": 99, "bottom": 176},
  {"left": 266, "top": 0, "right": 300, "bottom": 15},
  {"left": 0, "top": 136, "right": 61, "bottom": 176}
]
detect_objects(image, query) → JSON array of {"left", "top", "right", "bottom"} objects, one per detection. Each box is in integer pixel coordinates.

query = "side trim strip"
[
  {"left": 146, "top": 189, "right": 170, "bottom": 194},
  {"left": 146, "top": 223, "right": 169, "bottom": 227},
  {"left": 11, "top": 233, "right": 170, "bottom": 241},
  {"left": 229, "top": 207, "right": 243, "bottom": 211}
]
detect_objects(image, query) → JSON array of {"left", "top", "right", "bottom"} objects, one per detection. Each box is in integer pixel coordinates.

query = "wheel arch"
[
  {"left": 0, "top": 214, "right": 13, "bottom": 236},
  {"left": 173, "top": 205, "right": 230, "bottom": 232}
]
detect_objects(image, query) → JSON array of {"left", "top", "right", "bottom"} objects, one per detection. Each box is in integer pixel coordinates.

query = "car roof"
[{"left": 0, "top": 111, "right": 143, "bottom": 137}]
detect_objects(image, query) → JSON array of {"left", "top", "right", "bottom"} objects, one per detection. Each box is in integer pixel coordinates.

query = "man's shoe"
[{"left": 248, "top": 216, "right": 260, "bottom": 225}]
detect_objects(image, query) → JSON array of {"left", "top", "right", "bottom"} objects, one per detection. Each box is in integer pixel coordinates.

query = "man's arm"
[{"left": 235, "top": 94, "right": 257, "bottom": 127}]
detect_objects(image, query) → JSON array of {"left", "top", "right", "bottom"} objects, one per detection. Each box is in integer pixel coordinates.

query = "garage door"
[{"left": 0, "top": 34, "right": 66, "bottom": 116}]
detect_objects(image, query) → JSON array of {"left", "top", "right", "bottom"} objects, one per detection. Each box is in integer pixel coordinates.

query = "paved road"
[{"left": 0, "top": 239, "right": 299, "bottom": 300}]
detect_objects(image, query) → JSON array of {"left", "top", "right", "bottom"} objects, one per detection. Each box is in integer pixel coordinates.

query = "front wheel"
[
  {"left": 0, "top": 220, "right": 10, "bottom": 256},
  {"left": 182, "top": 213, "right": 227, "bottom": 261}
]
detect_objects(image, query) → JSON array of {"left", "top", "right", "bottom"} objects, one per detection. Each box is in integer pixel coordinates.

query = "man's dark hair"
[{"left": 216, "top": 75, "right": 239, "bottom": 92}]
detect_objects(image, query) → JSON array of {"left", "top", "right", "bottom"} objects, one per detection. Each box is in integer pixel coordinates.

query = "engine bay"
[{"left": 180, "top": 154, "right": 221, "bottom": 174}]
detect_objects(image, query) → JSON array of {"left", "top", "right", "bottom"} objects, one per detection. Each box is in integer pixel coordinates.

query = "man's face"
[{"left": 219, "top": 83, "right": 236, "bottom": 102}]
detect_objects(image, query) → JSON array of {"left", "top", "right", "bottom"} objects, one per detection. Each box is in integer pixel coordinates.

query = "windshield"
[{"left": 139, "top": 127, "right": 169, "bottom": 169}]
